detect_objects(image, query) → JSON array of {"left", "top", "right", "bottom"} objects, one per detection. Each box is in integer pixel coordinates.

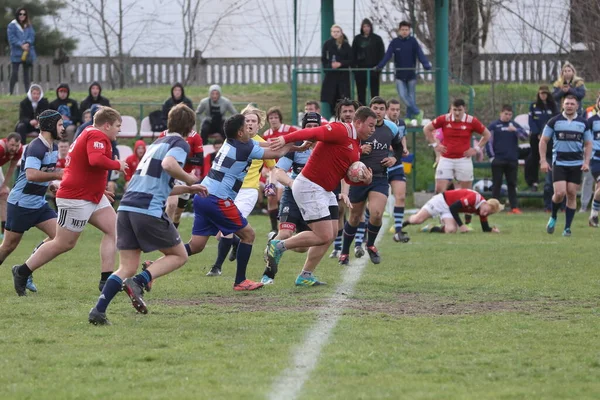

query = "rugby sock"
[
  {"left": 465, "top": 214, "right": 472, "bottom": 225},
  {"left": 31, "top": 240, "right": 45, "bottom": 255},
  {"left": 17, "top": 263, "right": 32, "bottom": 277},
  {"left": 269, "top": 209, "right": 278, "bottom": 232},
  {"left": 301, "top": 270, "right": 313, "bottom": 278},
  {"left": 551, "top": 201, "right": 562, "bottom": 219},
  {"left": 95, "top": 274, "right": 122, "bottom": 313},
  {"left": 565, "top": 207, "right": 576, "bottom": 230},
  {"left": 174, "top": 222, "right": 180, "bottom": 229},
  {"left": 234, "top": 243, "right": 252, "bottom": 285},
  {"left": 184, "top": 243, "right": 192, "bottom": 256},
  {"left": 333, "top": 230, "right": 343, "bottom": 251},
  {"left": 133, "top": 270, "right": 152, "bottom": 287},
  {"left": 100, "top": 271, "right": 111, "bottom": 282},
  {"left": 230, "top": 235, "right": 240, "bottom": 259},
  {"left": 341, "top": 222, "right": 358, "bottom": 254},
  {"left": 430, "top": 226, "right": 444, "bottom": 233},
  {"left": 366, "top": 222, "right": 381, "bottom": 247},
  {"left": 1, "top": 221, "right": 5, "bottom": 234},
  {"left": 592, "top": 200, "right": 600, "bottom": 217},
  {"left": 214, "top": 237, "right": 233, "bottom": 268},
  {"left": 263, "top": 264, "right": 275, "bottom": 279},
  {"left": 394, "top": 206, "right": 405, "bottom": 233},
  {"left": 354, "top": 222, "right": 366, "bottom": 247}
]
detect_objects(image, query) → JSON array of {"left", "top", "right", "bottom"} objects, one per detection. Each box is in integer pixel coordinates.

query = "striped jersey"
[
  {"left": 275, "top": 143, "right": 312, "bottom": 194},
  {"left": 589, "top": 114, "right": 600, "bottom": 162},
  {"left": 118, "top": 134, "right": 190, "bottom": 217},
  {"left": 201, "top": 138, "right": 265, "bottom": 200},
  {"left": 387, "top": 118, "right": 407, "bottom": 174},
  {"left": 8, "top": 136, "right": 58, "bottom": 209},
  {"left": 542, "top": 113, "right": 592, "bottom": 166}
]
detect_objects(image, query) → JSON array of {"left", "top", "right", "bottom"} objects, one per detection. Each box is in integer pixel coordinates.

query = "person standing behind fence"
[
  {"left": 196, "top": 84, "right": 237, "bottom": 143},
  {"left": 352, "top": 18, "right": 385, "bottom": 106},
  {"left": 376, "top": 21, "right": 431, "bottom": 125},
  {"left": 552, "top": 62, "right": 586, "bottom": 116},
  {"left": 7, "top": 7, "right": 36, "bottom": 95},
  {"left": 162, "top": 83, "right": 193, "bottom": 126},
  {"left": 485, "top": 105, "right": 528, "bottom": 214},
  {"left": 526, "top": 85, "right": 558, "bottom": 192},
  {"left": 321, "top": 24, "right": 352, "bottom": 117}
]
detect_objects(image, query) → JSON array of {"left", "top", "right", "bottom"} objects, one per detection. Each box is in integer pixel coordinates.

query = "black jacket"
[
  {"left": 80, "top": 81, "right": 111, "bottom": 112},
  {"left": 321, "top": 37, "right": 352, "bottom": 77},
  {"left": 162, "top": 83, "right": 194, "bottom": 121},
  {"left": 19, "top": 97, "right": 49, "bottom": 124},
  {"left": 352, "top": 20, "right": 385, "bottom": 68},
  {"left": 49, "top": 83, "right": 81, "bottom": 125}
]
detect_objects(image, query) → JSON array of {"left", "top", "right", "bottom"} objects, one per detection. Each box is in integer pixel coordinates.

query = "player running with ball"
[{"left": 266, "top": 106, "right": 376, "bottom": 286}]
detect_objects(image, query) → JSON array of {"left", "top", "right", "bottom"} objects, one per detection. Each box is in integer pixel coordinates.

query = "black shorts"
[
  {"left": 279, "top": 191, "right": 310, "bottom": 233},
  {"left": 117, "top": 211, "right": 181, "bottom": 253},
  {"left": 387, "top": 167, "right": 406, "bottom": 183},
  {"left": 592, "top": 161, "right": 600, "bottom": 181},
  {"left": 6, "top": 202, "right": 56, "bottom": 234},
  {"left": 552, "top": 165, "right": 582, "bottom": 185},
  {"left": 349, "top": 176, "right": 389, "bottom": 204}
]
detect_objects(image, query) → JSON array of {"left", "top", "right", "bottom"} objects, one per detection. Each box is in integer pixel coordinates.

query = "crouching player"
[
  {"left": 260, "top": 112, "right": 321, "bottom": 284},
  {"left": 404, "top": 189, "right": 502, "bottom": 233}
]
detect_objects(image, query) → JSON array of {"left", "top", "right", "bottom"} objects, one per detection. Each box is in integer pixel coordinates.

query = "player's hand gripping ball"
[{"left": 346, "top": 161, "right": 367, "bottom": 183}]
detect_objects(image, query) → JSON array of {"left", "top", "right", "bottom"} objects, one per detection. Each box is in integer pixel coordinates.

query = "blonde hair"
[
  {"left": 93, "top": 107, "right": 121, "bottom": 127},
  {"left": 331, "top": 24, "right": 344, "bottom": 48},
  {"left": 241, "top": 104, "right": 266, "bottom": 130},
  {"left": 553, "top": 62, "right": 584, "bottom": 88},
  {"left": 486, "top": 198, "right": 504, "bottom": 214}
]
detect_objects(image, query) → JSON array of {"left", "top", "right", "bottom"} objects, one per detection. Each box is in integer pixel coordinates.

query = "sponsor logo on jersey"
[{"left": 93, "top": 141, "right": 105, "bottom": 149}]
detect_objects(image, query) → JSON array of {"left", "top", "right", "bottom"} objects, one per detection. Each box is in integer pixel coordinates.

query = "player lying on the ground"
[{"left": 403, "top": 189, "right": 503, "bottom": 233}]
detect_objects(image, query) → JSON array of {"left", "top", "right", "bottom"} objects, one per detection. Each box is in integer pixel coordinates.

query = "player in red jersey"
[
  {"left": 12, "top": 107, "right": 128, "bottom": 292},
  {"left": 124, "top": 140, "right": 146, "bottom": 188},
  {"left": 263, "top": 107, "right": 299, "bottom": 237},
  {"left": 0, "top": 133, "right": 23, "bottom": 235},
  {"left": 404, "top": 189, "right": 502, "bottom": 233},
  {"left": 160, "top": 126, "right": 204, "bottom": 228},
  {"left": 424, "top": 99, "right": 491, "bottom": 193},
  {"left": 266, "top": 106, "right": 375, "bottom": 286}
]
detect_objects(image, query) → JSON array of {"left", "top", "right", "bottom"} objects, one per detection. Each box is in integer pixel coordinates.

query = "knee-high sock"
[
  {"left": 565, "top": 207, "right": 575, "bottom": 230},
  {"left": 341, "top": 222, "right": 358, "bottom": 255},
  {"left": 393, "top": 206, "right": 405, "bottom": 233},
  {"left": 333, "top": 229, "right": 343, "bottom": 251},
  {"left": 366, "top": 222, "right": 381, "bottom": 247},
  {"left": 235, "top": 243, "right": 252, "bottom": 285},
  {"left": 269, "top": 209, "right": 278, "bottom": 232},
  {"left": 95, "top": 274, "right": 123, "bottom": 313},
  {"left": 354, "top": 221, "right": 366, "bottom": 247},
  {"left": 214, "top": 237, "right": 233, "bottom": 268},
  {"left": 551, "top": 201, "right": 561, "bottom": 219}
]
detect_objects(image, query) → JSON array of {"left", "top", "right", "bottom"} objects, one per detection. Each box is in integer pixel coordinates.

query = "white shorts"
[
  {"left": 235, "top": 188, "right": 258, "bottom": 218},
  {"left": 56, "top": 195, "right": 112, "bottom": 232},
  {"left": 292, "top": 174, "right": 338, "bottom": 222},
  {"left": 423, "top": 193, "right": 453, "bottom": 220},
  {"left": 436, "top": 156, "right": 473, "bottom": 182},
  {"left": 174, "top": 179, "right": 191, "bottom": 201},
  {"left": 0, "top": 168, "right": 5, "bottom": 186}
]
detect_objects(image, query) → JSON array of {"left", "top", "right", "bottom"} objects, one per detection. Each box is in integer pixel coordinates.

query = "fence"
[{"left": 0, "top": 52, "right": 580, "bottom": 94}]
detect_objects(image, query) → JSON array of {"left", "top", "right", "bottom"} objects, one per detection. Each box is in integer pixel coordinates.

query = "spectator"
[
  {"left": 485, "top": 105, "right": 528, "bottom": 214},
  {"left": 15, "top": 83, "right": 49, "bottom": 143},
  {"left": 352, "top": 18, "right": 385, "bottom": 106},
  {"left": 202, "top": 138, "right": 223, "bottom": 179},
  {"left": 552, "top": 62, "right": 586, "bottom": 115},
  {"left": 7, "top": 7, "right": 36, "bottom": 95},
  {"left": 49, "top": 83, "right": 80, "bottom": 142},
  {"left": 81, "top": 109, "right": 92, "bottom": 124},
  {"left": 525, "top": 85, "right": 559, "bottom": 191},
  {"left": 304, "top": 100, "right": 329, "bottom": 124},
  {"left": 162, "top": 82, "right": 193, "bottom": 124},
  {"left": 377, "top": 21, "right": 431, "bottom": 125},
  {"left": 80, "top": 82, "right": 111, "bottom": 112},
  {"left": 320, "top": 24, "right": 352, "bottom": 117},
  {"left": 196, "top": 84, "right": 236, "bottom": 143},
  {"left": 124, "top": 140, "right": 147, "bottom": 187}
]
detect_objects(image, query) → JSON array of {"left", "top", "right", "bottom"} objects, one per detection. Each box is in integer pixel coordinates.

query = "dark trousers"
[
  {"left": 10, "top": 62, "right": 32, "bottom": 95},
  {"left": 491, "top": 159, "right": 519, "bottom": 209},
  {"left": 321, "top": 72, "right": 351, "bottom": 115},
  {"left": 354, "top": 70, "right": 380, "bottom": 106},
  {"left": 524, "top": 134, "right": 540, "bottom": 186},
  {"left": 15, "top": 121, "right": 38, "bottom": 144},
  {"left": 200, "top": 117, "right": 224, "bottom": 143}
]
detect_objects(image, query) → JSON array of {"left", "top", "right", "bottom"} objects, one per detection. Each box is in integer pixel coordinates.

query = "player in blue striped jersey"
[
  {"left": 6, "top": 110, "right": 64, "bottom": 295},
  {"left": 89, "top": 104, "right": 208, "bottom": 324},
  {"left": 184, "top": 113, "right": 293, "bottom": 291},
  {"left": 540, "top": 95, "right": 592, "bottom": 236},
  {"left": 586, "top": 94, "right": 600, "bottom": 227}
]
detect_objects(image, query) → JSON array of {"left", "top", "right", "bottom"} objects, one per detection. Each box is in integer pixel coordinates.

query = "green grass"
[{"left": 1, "top": 212, "right": 600, "bottom": 399}]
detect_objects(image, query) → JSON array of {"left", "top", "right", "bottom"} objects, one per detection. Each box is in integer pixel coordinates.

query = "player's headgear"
[
  {"left": 302, "top": 112, "right": 321, "bottom": 128},
  {"left": 38, "top": 110, "right": 62, "bottom": 140}
]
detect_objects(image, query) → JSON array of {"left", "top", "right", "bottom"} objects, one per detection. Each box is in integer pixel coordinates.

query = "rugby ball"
[{"left": 347, "top": 161, "right": 367, "bottom": 183}]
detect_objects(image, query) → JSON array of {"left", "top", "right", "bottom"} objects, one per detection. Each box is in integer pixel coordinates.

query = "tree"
[{"left": 1, "top": 0, "right": 77, "bottom": 57}]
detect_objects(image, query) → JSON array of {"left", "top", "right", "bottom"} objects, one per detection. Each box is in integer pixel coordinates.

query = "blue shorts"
[
  {"left": 592, "top": 160, "right": 600, "bottom": 181},
  {"left": 349, "top": 176, "right": 389, "bottom": 204},
  {"left": 6, "top": 202, "right": 56, "bottom": 234},
  {"left": 387, "top": 166, "right": 406, "bottom": 182},
  {"left": 192, "top": 194, "right": 248, "bottom": 237},
  {"left": 279, "top": 190, "right": 310, "bottom": 232}
]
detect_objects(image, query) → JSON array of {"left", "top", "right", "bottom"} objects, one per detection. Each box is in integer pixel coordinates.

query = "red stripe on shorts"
[{"left": 218, "top": 199, "right": 243, "bottom": 227}]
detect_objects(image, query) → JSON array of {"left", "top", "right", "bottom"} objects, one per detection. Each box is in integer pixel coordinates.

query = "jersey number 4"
[{"left": 137, "top": 145, "right": 161, "bottom": 176}]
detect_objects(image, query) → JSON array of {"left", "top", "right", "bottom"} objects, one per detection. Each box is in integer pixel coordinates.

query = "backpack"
[{"left": 149, "top": 110, "right": 167, "bottom": 132}]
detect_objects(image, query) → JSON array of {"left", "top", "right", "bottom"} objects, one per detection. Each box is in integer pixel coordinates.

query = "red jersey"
[
  {"left": 56, "top": 158, "right": 67, "bottom": 169},
  {"left": 283, "top": 122, "right": 362, "bottom": 191},
  {"left": 443, "top": 189, "right": 488, "bottom": 222},
  {"left": 124, "top": 140, "right": 147, "bottom": 182},
  {"left": 431, "top": 113, "right": 486, "bottom": 159},
  {"left": 263, "top": 124, "right": 298, "bottom": 140},
  {"left": 0, "top": 138, "right": 23, "bottom": 166},
  {"left": 159, "top": 130, "right": 204, "bottom": 173},
  {"left": 57, "top": 126, "right": 120, "bottom": 203}
]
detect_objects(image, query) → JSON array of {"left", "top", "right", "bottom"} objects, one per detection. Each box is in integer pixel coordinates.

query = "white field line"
[{"left": 268, "top": 219, "right": 390, "bottom": 400}]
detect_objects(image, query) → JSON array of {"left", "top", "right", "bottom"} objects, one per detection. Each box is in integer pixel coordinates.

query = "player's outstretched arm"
[{"left": 26, "top": 168, "right": 63, "bottom": 183}]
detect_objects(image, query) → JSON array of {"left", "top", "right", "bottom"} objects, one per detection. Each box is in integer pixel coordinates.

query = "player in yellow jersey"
[{"left": 206, "top": 105, "right": 275, "bottom": 276}]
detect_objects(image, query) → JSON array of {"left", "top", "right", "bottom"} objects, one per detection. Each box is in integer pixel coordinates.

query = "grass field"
[{"left": 1, "top": 211, "right": 600, "bottom": 399}]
